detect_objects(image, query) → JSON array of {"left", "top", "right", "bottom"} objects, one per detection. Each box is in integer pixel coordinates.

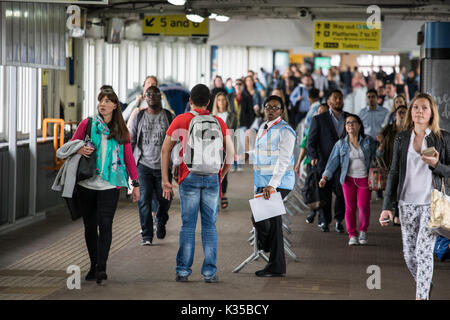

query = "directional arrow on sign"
[{"left": 145, "top": 17, "right": 155, "bottom": 27}]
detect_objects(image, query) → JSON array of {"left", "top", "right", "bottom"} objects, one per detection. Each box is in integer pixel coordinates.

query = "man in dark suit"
[{"left": 306, "top": 90, "right": 347, "bottom": 233}]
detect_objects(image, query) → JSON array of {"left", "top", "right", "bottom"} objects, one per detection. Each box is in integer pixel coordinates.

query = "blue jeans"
[
  {"left": 176, "top": 173, "right": 219, "bottom": 278},
  {"left": 137, "top": 164, "right": 171, "bottom": 241}
]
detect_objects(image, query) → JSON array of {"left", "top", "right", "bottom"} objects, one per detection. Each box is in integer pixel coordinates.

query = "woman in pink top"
[{"left": 71, "top": 86, "right": 139, "bottom": 284}]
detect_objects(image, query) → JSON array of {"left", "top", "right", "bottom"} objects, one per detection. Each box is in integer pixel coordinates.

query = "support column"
[
  {"left": 8, "top": 66, "right": 17, "bottom": 224},
  {"left": 29, "top": 68, "right": 38, "bottom": 217},
  {"left": 420, "top": 22, "right": 450, "bottom": 131}
]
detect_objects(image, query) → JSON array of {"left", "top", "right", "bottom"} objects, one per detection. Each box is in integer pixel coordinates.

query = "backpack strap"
[
  {"left": 190, "top": 110, "right": 199, "bottom": 117},
  {"left": 136, "top": 109, "right": 146, "bottom": 127},
  {"left": 164, "top": 109, "right": 174, "bottom": 124},
  {"left": 84, "top": 117, "right": 92, "bottom": 141}
]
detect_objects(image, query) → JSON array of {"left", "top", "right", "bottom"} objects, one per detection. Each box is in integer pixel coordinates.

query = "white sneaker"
[
  {"left": 141, "top": 240, "right": 152, "bottom": 246},
  {"left": 348, "top": 236, "right": 359, "bottom": 246},
  {"left": 359, "top": 232, "right": 368, "bottom": 245}
]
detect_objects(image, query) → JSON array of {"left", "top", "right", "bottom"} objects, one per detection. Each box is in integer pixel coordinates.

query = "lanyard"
[{"left": 259, "top": 118, "right": 282, "bottom": 140}]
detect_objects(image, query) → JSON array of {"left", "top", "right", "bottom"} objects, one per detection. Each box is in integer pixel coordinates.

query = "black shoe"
[
  {"left": 318, "top": 223, "right": 329, "bottom": 232},
  {"left": 306, "top": 213, "right": 315, "bottom": 224},
  {"left": 255, "top": 269, "right": 285, "bottom": 277},
  {"left": 176, "top": 275, "right": 189, "bottom": 282},
  {"left": 156, "top": 224, "right": 166, "bottom": 240},
  {"left": 96, "top": 266, "right": 107, "bottom": 284},
  {"left": 335, "top": 221, "right": 345, "bottom": 233},
  {"left": 85, "top": 267, "right": 96, "bottom": 281}
]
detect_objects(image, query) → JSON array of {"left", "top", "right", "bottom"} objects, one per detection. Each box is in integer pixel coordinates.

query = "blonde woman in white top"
[{"left": 380, "top": 93, "right": 450, "bottom": 300}]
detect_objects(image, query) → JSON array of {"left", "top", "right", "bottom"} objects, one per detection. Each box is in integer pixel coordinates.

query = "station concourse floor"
[{"left": 0, "top": 166, "right": 449, "bottom": 300}]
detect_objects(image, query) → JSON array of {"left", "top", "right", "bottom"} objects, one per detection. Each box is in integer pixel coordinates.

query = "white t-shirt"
[
  {"left": 347, "top": 143, "right": 367, "bottom": 178},
  {"left": 78, "top": 134, "right": 116, "bottom": 190},
  {"left": 217, "top": 111, "right": 228, "bottom": 125},
  {"left": 399, "top": 129, "right": 433, "bottom": 205}
]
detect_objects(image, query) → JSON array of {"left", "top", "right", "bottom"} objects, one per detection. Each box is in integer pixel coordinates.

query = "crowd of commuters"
[{"left": 56, "top": 62, "right": 448, "bottom": 300}]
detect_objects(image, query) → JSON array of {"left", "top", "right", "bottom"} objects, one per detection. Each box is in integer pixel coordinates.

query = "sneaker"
[
  {"left": 204, "top": 274, "right": 219, "bottom": 283},
  {"left": 176, "top": 275, "right": 189, "bottom": 282},
  {"left": 348, "top": 236, "right": 359, "bottom": 246},
  {"left": 156, "top": 224, "right": 166, "bottom": 239},
  {"left": 141, "top": 240, "right": 152, "bottom": 246},
  {"left": 359, "top": 231, "right": 368, "bottom": 245},
  {"left": 318, "top": 223, "right": 329, "bottom": 232},
  {"left": 305, "top": 212, "right": 315, "bottom": 224}
]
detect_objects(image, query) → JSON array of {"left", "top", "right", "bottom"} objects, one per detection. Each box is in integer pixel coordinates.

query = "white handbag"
[{"left": 429, "top": 178, "right": 450, "bottom": 238}]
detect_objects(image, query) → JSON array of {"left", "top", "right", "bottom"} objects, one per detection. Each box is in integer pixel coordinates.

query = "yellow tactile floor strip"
[{"left": 0, "top": 203, "right": 141, "bottom": 300}]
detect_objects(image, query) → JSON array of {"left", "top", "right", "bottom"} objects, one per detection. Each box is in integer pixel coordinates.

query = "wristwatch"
[{"left": 131, "top": 180, "right": 140, "bottom": 187}]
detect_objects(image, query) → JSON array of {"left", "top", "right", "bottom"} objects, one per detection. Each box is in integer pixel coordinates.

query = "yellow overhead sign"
[
  {"left": 142, "top": 15, "right": 209, "bottom": 37},
  {"left": 313, "top": 21, "right": 381, "bottom": 52}
]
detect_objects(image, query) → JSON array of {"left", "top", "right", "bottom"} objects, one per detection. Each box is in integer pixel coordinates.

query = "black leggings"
[
  {"left": 221, "top": 173, "right": 228, "bottom": 195},
  {"left": 77, "top": 186, "right": 120, "bottom": 270}
]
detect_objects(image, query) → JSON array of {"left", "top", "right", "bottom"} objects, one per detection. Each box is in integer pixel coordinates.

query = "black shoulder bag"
[
  {"left": 76, "top": 117, "right": 97, "bottom": 182},
  {"left": 65, "top": 117, "right": 96, "bottom": 221}
]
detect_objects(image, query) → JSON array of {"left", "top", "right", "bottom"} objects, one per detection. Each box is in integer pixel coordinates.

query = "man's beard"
[
  {"left": 148, "top": 102, "right": 161, "bottom": 110},
  {"left": 333, "top": 104, "right": 343, "bottom": 112}
]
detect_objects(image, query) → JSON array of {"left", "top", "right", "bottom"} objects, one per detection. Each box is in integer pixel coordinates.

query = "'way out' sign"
[
  {"left": 313, "top": 21, "right": 381, "bottom": 52},
  {"left": 142, "top": 15, "right": 209, "bottom": 37}
]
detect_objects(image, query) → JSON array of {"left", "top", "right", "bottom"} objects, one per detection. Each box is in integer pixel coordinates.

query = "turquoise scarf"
[{"left": 89, "top": 115, "right": 129, "bottom": 187}]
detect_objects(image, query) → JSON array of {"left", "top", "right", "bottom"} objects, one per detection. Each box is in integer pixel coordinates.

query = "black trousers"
[
  {"left": 318, "top": 169, "right": 345, "bottom": 226},
  {"left": 77, "top": 185, "right": 120, "bottom": 270},
  {"left": 253, "top": 187, "right": 290, "bottom": 274}
]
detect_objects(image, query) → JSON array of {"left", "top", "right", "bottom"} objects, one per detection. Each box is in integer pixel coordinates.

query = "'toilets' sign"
[
  {"left": 313, "top": 21, "right": 381, "bottom": 52},
  {"left": 143, "top": 15, "right": 209, "bottom": 37}
]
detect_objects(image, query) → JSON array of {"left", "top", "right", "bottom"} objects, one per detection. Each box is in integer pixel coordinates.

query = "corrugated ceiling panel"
[{"left": 0, "top": 2, "right": 65, "bottom": 70}]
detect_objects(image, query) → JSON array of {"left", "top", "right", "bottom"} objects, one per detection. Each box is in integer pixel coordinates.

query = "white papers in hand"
[{"left": 249, "top": 192, "right": 286, "bottom": 222}]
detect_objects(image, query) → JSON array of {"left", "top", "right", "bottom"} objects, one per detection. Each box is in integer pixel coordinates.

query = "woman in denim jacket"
[{"left": 319, "top": 114, "right": 384, "bottom": 246}]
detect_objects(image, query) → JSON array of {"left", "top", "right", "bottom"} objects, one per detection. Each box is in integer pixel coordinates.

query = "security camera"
[{"left": 298, "top": 8, "right": 309, "bottom": 19}]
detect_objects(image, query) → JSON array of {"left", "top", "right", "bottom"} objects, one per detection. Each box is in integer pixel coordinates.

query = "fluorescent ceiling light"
[
  {"left": 209, "top": 13, "right": 217, "bottom": 19},
  {"left": 215, "top": 15, "right": 230, "bottom": 22},
  {"left": 168, "top": 0, "right": 186, "bottom": 5},
  {"left": 186, "top": 14, "right": 204, "bottom": 23}
]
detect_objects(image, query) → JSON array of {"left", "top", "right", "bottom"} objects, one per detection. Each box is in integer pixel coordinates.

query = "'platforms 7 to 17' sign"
[{"left": 142, "top": 15, "right": 209, "bottom": 37}]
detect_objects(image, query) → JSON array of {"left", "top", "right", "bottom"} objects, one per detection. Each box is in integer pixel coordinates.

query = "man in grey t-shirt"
[{"left": 130, "top": 86, "right": 173, "bottom": 245}]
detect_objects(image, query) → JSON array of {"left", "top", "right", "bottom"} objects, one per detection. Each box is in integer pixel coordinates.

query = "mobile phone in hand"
[{"left": 421, "top": 146, "right": 436, "bottom": 157}]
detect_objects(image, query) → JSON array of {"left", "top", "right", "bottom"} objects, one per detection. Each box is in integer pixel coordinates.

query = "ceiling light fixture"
[
  {"left": 167, "top": 0, "right": 186, "bottom": 5},
  {"left": 215, "top": 15, "right": 230, "bottom": 22},
  {"left": 209, "top": 13, "right": 217, "bottom": 19},
  {"left": 186, "top": 14, "right": 204, "bottom": 23}
]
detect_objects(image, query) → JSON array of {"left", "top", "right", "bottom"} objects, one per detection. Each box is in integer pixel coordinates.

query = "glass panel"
[
  {"left": 357, "top": 55, "right": 372, "bottom": 66},
  {"left": 330, "top": 55, "right": 340, "bottom": 67}
]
